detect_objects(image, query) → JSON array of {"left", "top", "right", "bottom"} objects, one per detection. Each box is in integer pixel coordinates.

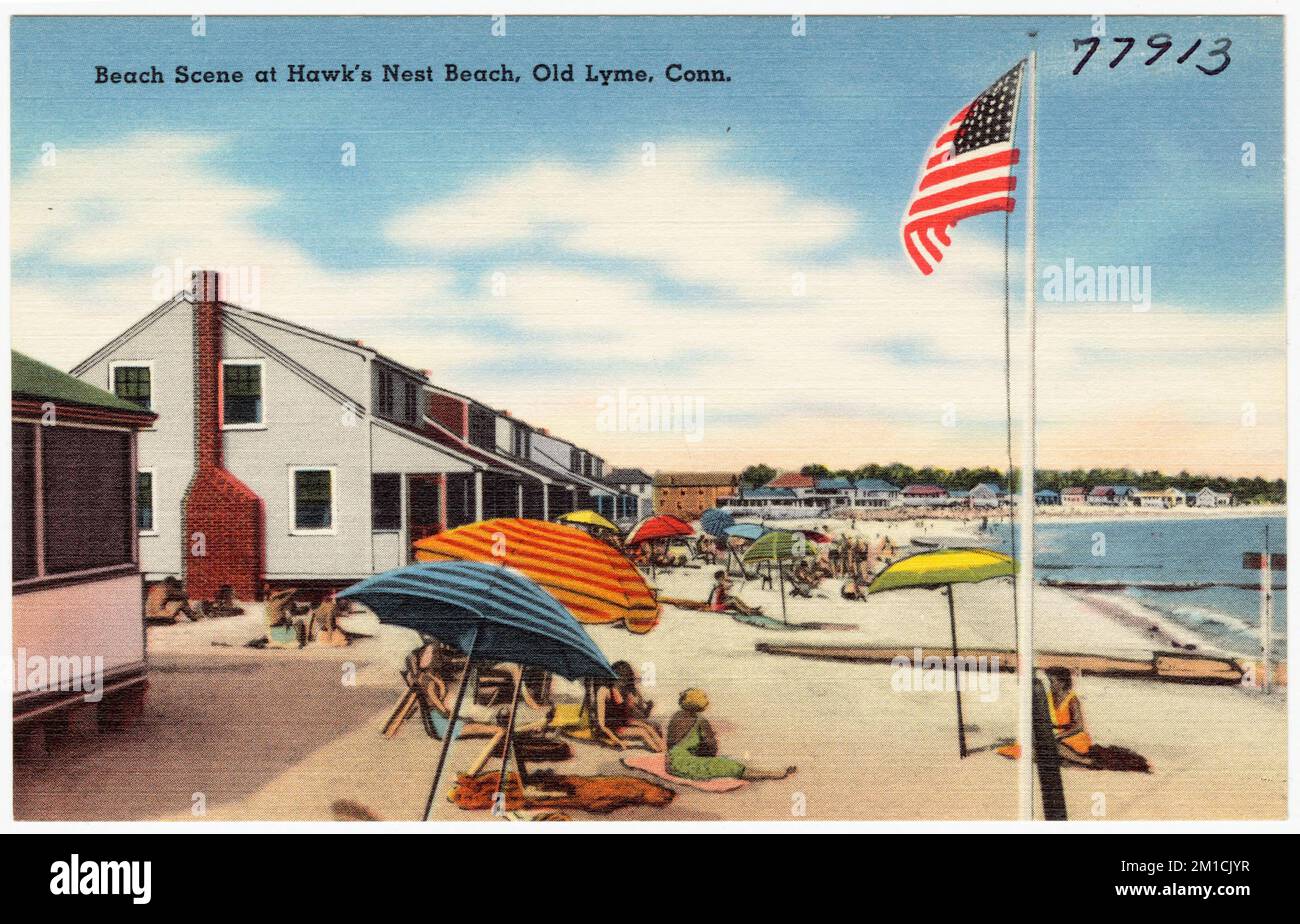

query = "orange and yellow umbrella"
[{"left": 413, "top": 518, "right": 660, "bottom": 634}]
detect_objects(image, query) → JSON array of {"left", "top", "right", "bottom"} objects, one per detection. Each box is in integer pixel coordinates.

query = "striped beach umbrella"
[
  {"left": 742, "top": 530, "right": 814, "bottom": 623},
  {"left": 868, "top": 548, "right": 1016, "bottom": 758},
  {"left": 699, "top": 508, "right": 736, "bottom": 539},
  {"left": 413, "top": 518, "right": 659, "bottom": 634},
  {"left": 341, "top": 560, "right": 615, "bottom": 819}
]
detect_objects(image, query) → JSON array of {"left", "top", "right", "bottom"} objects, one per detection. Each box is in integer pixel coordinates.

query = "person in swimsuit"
[
  {"left": 590, "top": 661, "right": 664, "bottom": 751},
  {"left": 705, "top": 570, "right": 763, "bottom": 616},
  {"left": 665, "top": 689, "right": 795, "bottom": 781}
]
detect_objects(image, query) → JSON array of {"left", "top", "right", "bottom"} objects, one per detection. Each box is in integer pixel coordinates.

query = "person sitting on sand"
[
  {"left": 146, "top": 577, "right": 197, "bottom": 623},
  {"left": 590, "top": 661, "right": 665, "bottom": 752},
  {"left": 706, "top": 570, "right": 763, "bottom": 616},
  {"left": 789, "top": 559, "right": 817, "bottom": 598},
  {"left": 995, "top": 667, "right": 1151, "bottom": 772},
  {"left": 841, "top": 575, "right": 868, "bottom": 601},
  {"left": 666, "top": 689, "right": 795, "bottom": 781}
]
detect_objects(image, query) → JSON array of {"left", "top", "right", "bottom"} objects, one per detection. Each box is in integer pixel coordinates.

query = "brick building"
[{"left": 652, "top": 471, "right": 739, "bottom": 520}]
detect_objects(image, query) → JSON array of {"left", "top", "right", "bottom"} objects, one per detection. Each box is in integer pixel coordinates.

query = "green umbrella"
[
  {"left": 742, "top": 530, "right": 812, "bottom": 623},
  {"left": 867, "top": 548, "right": 1016, "bottom": 758}
]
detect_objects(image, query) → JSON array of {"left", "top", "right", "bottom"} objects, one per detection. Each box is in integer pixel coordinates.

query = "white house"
[
  {"left": 1137, "top": 488, "right": 1185, "bottom": 508},
  {"left": 604, "top": 468, "right": 654, "bottom": 523},
  {"left": 1194, "top": 486, "right": 1234, "bottom": 507},
  {"left": 969, "top": 483, "right": 1007, "bottom": 508},
  {"left": 71, "top": 271, "right": 634, "bottom": 600},
  {"left": 854, "top": 479, "right": 901, "bottom": 508}
]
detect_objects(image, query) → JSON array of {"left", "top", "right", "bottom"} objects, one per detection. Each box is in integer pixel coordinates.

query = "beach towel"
[
  {"left": 621, "top": 752, "right": 749, "bottom": 792},
  {"left": 449, "top": 770, "right": 674, "bottom": 814}
]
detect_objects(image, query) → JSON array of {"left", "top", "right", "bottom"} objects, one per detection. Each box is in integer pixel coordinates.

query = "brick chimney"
[{"left": 181, "top": 271, "right": 266, "bottom": 601}]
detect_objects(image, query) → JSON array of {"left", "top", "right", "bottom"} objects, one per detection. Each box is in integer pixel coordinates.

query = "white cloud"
[{"left": 9, "top": 133, "right": 1285, "bottom": 477}]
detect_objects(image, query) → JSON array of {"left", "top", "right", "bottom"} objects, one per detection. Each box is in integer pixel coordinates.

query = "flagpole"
[{"left": 1016, "top": 49, "right": 1038, "bottom": 822}]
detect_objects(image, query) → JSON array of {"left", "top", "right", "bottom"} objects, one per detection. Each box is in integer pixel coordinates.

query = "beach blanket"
[
  {"left": 621, "top": 752, "right": 749, "bottom": 792},
  {"left": 449, "top": 770, "right": 674, "bottom": 814}
]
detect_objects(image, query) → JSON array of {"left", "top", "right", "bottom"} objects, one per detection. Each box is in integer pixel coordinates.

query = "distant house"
[
  {"left": 1137, "top": 488, "right": 1184, "bottom": 509},
  {"left": 1061, "top": 486, "right": 1087, "bottom": 506},
  {"left": 1034, "top": 489, "right": 1061, "bottom": 505},
  {"left": 1194, "top": 486, "right": 1234, "bottom": 507},
  {"left": 1113, "top": 486, "right": 1140, "bottom": 506},
  {"left": 969, "top": 483, "right": 1007, "bottom": 508},
  {"left": 815, "top": 477, "right": 853, "bottom": 492},
  {"left": 765, "top": 472, "right": 817, "bottom": 497},
  {"left": 901, "top": 484, "right": 949, "bottom": 506},
  {"left": 854, "top": 478, "right": 901, "bottom": 508},
  {"left": 604, "top": 467, "right": 653, "bottom": 523},
  {"left": 13, "top": 351, "right": 156, "bottom": 723},
  {"left": 1087, "top": 486, "right": 1116, "bottom": 506},
  {"left": 653, "top": 471, "right": 739, "bottom": 520}
]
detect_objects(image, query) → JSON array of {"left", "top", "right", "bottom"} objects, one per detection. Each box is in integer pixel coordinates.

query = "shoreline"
[{"left": 823, "top": 504, "right": 1284, "bottom": 526}]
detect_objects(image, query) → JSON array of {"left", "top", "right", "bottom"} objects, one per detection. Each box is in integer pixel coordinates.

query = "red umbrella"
[
  {"left": 624, "top": 514, "right": 694, "bottom": 581},
  {"left": 624, "top": 514, "right": 694, "bottom": 545},
  {"left": 796, "top": 530, "right": 834, "bottom": 544}
]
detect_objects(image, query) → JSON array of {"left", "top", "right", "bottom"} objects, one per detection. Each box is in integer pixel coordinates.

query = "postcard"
[{"left": 7, "top": 12, "right": 1287, "bottom": 826}]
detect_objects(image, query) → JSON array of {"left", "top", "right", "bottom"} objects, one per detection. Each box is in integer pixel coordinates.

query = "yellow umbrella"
[
  {"left": 868, "top": 548, "right": 1016, "bottom": 758},
  {"left": 557, "top": 509, "right": 620, "bottom": 533}
]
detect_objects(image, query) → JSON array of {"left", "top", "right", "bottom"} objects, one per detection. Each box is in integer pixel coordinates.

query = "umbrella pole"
[
  {"left": 492, "top": 668, "right": 526, "bottom": 814},
  {"left": 423, "top": 627, "right": 479, "bottom": 822},
  {"left": 947, "top": 584, "right": 968, "bottom": 759},
  {"left": 778, "top": 562, "right": 787, "bottom": 624}
]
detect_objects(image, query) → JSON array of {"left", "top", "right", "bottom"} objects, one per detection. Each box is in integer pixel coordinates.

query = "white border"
[{"left": 0, "top": 1, "right": 1294, "bottom": 835}]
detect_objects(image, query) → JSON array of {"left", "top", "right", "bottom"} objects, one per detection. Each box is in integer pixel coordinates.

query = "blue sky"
[{"left": 10, "top": 15, "right": 1286, "bottom": 475}]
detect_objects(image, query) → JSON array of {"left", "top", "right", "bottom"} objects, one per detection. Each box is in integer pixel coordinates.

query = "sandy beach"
[{"left": 13, "top": 514, "right": 1286, "bottom": 823}]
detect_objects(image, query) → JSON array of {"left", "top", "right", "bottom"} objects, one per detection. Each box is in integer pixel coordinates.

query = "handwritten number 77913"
[{"left": 1072, "top": 36, "right": 1231, "bottom": 76}]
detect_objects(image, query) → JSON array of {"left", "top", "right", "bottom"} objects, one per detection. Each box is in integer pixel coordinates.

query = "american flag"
[{"left": 902, "top": 61, "right": 1025, "bottom": 275}]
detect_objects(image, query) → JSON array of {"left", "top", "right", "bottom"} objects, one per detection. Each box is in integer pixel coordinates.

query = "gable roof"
[
  {"left": 13, "top": 351, "right": 156, "bottom": 419},
  {"left": 902, "top": 483, "right": 947, "bottom": 495},
  {"left": 1061, "top": 486, "right": 1087, "bottom": 495},
  {"left": 855, "top": 478, "right": 900, "bottom": 492},
  {"left": 605, "top": 467, "right": 652, "bottom": 485},
  {"left": 744, "top": 487, "right": 796, "bottom": 498},
  {"left": 1088, "top": 486, "right": 1115, "bottom": 497},
  {"left": 815, "top": 477, "right": 852, "bottom": 490},
  {"left": 970, "top": 482, "right": 1005, "bottom": 495},
  {"left": 766, "top": 472, "right": 815, "bottom": 489}
]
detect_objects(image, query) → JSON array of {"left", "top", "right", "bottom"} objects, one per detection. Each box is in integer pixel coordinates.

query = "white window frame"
[
  {"left": 108, "top": 360, "right": 156, "bottom": 414},
  {"left": 289, "top": 466, "right": 337, "bottom": 536},
  {"left": 221, "top": 359, "right": 267, "bottom": 430},
  {"left": 137, "top": 467, "right": 158, "bottom": 536}
]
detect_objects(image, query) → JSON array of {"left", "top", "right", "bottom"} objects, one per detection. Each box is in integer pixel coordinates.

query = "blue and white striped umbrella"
[
  {"left": 341, "top": 560, "right": 616, "bottom": 819},
  {"left": 340, "top": 560, "right": 614, "bottom": 682},
  {"left": 700, "top": 508, "right": 736, "bottom": 539}
]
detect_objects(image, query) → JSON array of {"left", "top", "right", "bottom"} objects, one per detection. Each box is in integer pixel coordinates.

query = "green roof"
[{"left": 11, "top": 351, "right": 154, "bottom": 415}]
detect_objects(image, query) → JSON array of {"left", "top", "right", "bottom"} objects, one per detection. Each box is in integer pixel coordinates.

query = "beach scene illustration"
[{"left": 8, "top": 15, "right": 1286, "bottom": 822}]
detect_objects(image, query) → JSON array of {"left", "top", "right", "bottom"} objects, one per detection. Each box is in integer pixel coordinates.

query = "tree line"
[{"left": 737, "top": 462, "right": 1286, "bottom": 504}]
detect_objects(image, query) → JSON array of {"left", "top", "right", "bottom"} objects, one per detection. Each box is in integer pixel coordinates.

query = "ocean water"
[{"left": 989, "top": 516, "right": 1286, "bottom": 659}]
